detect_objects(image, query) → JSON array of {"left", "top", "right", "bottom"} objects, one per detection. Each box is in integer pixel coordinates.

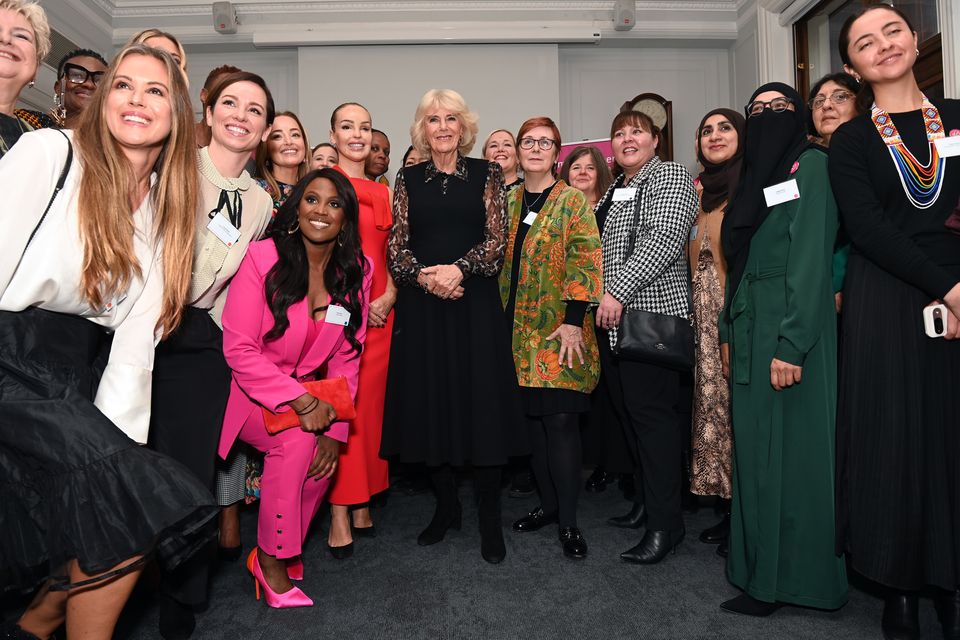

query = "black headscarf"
[
  {"left": 721, "top": 82, "right": 812, "bottom": 305},
  {"left": 696, "top": 108, "right": 746, "bottom": 213}
]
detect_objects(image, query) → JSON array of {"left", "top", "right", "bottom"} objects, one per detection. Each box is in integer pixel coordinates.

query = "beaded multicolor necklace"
[{"left": 871, "top": 94, "right": 946, "bottom": 210}]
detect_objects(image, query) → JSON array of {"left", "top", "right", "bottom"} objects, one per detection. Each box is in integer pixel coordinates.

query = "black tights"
[
  {"left": 528, "top": 412, "right": 582, "bottom": 528},
  {"left": 428, "top": 465, "right": 501, "bottom": 514}
]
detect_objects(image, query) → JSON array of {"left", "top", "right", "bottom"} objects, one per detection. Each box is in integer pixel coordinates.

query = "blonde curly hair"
[{"left": 409, "top": 89, "right": 479, "bottom": 158}]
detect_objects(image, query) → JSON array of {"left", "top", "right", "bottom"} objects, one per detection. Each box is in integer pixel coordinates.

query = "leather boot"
[
  {"left": 699, "top": 512, "right": 730, "bottom": 544},
  {"left": 620, "top": 527, "right": 685, "bottom": 564},
  {"left": 476, "top": 467, "right": 505, "bottom": 564},
  {"left": 935, "top": 589, "right": 960, "bottom": 640},
  {"left": 418, "top": 467, "right": 461, "bottom": 546},
  {"left": 881, "top": 592, "right": 920, "bottom": 640},
  {"left": 607, "top": 502, "right": 646, "bottom": 529}
]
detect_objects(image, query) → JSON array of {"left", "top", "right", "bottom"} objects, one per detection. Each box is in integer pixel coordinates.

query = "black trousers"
[
  {"left": 587, "top": 331, "right": 638, "bottom": 474},
  {"left": 602, "top": 344, "right": 682, "bottom": 532},
  {"left": 147, "top": 306, "right": 231, "bottom": 606}
]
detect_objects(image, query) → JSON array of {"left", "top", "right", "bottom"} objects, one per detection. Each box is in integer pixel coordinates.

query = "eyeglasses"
[
  {"left": 809, "top": 90, "right": 854, "bottom": 111},
  {"left": 60, "top": 63, "right": 105, "bottom": 86},
  {"left": 519, "top": 137, "right": 557, "bottom": 150},
  {"left": 746, "top": 97, "right": 793, "bottom": 117}
]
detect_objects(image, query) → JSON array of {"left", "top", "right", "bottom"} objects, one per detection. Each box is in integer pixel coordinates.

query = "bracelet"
[{"left": 294, "top": 397, "right": 320, "bottom": 415}]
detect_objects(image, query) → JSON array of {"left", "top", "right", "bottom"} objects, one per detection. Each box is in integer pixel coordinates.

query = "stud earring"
[{"left": 28, "top": 80, "right": 35, "bottom": 88}]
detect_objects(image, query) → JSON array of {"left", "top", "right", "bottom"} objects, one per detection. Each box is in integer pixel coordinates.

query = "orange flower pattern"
[{"left": 499, "top": 181, "right": 603, "bottom": 392}]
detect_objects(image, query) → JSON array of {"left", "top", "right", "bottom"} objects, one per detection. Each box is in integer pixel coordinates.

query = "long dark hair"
[
  {"left": 264, "top": 168, "right": 366, "bottom": 356},
  {"left": 838, "top": 5, "right": 917, "bottom": 113}
]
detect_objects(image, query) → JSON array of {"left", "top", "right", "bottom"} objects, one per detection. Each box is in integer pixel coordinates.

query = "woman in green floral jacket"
[{"left": 499, "top": 116, "right": 602, "bottom": 559}]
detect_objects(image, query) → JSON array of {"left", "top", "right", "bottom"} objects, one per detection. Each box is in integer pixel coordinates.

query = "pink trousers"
[{"left": 240, "top": 415, "right": 330, "bottom": 559}]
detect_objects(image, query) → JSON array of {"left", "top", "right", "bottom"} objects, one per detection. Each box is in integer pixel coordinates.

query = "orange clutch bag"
[{"left": 261, "top": 377, "right": 356, "bottom": 435}]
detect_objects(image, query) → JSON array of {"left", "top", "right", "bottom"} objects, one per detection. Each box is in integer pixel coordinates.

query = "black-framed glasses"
[
  {"left": 519, "top": 137, "right": 557, "bottom": 150},
  {"left": 809, "top": 90, "right": 854, "bottom": 111},
  {"left": 60, "top": 63, "right": 105, "bottom": 86},
  {"left": 746, "top": 97, "right": 792, "bottom": 117}
]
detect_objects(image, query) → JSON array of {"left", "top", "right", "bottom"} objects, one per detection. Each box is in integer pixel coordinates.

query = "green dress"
[{"left": 721, "top": 148, "right": 848, "bottom": 609}]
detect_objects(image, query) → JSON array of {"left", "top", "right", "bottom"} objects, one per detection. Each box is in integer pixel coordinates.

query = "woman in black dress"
[
  {"left": 829, "top": 6, "right": 960, "bottom": 639},
  {"left": 382, "top": 89, "right": 523, "bottom": 564}
]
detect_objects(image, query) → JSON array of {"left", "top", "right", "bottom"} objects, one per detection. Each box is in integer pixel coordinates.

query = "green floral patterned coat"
[{"left": 498, "top": 180, "right": 603, "bottom": 392}]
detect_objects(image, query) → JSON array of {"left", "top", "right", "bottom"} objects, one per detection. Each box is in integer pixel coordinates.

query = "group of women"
[{"left": 0, "top": 2, "right": 958, "bottom": 640}]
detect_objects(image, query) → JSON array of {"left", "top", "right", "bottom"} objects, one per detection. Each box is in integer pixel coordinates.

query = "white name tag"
[
  {"left": 934, "top": 136, "right": 960, "bottom": 158},
  {"left": 612, "top": 187, "right": 637, "bottom": 202},
  {"left": 207, "top": 214, "right": 242, "bottom": 247},
  {"left": 763, "top": 179, "right": 800, "bottom": 208},
  {"left": 689, "top": 225, "right": 698, "bottom": 241},
  {"left": 325, "top": 304, "right": 351, "bottom": 326},
  {"left": 522, "top": 211, "right": 538, "bottom": 226}
]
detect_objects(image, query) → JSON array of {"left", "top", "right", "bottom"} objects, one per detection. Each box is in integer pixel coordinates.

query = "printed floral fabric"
[
  {"left": 499, "top": 181, "right": 603, "bottom": 392},
  {"left": 256, "top": 178, "right": 295, "bottom": 236}
]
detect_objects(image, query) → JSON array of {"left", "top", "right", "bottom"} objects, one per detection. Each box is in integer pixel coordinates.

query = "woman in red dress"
[{"left": 326, "top": 102, "right": 395, "bottom": 557}]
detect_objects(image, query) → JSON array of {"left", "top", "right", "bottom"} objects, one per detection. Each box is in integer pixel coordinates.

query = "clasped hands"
[
  {"left": 288, "top": 392, "right": 339, "bottom": 479},
  {"left": 928, "top": 285, "right": 960, "bottom": 340},
  {"left": 418, "top": 264, "right": 464, "bottom": 300}
]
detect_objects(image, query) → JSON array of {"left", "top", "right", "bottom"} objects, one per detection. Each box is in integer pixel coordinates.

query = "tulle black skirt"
[{"left": 0, "top": 308, "right": 218, "bottom": 593}]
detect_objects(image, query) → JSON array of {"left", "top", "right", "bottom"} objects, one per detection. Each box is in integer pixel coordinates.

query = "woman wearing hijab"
[
  {"left": 688, "top": 108, "right": 745, "bottom": 558},
  {"left": 718, "top": 82, "right": 847, "bottom": 616}
]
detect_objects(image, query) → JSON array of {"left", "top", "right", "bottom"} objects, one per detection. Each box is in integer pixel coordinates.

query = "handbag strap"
[{"left": 25, "top": 129, "right": 73, "bottom": 249}]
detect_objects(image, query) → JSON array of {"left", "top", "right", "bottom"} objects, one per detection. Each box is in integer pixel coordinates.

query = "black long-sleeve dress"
[
  {"left": 828, "top": 98, "right": 960, "bottom": 591},
  {"left": 381, "top": 156, "right": 525, "bottom": 467}
]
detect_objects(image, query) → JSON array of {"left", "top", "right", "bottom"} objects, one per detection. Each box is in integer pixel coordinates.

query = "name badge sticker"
[
  {"left": 612, "top": 187, "right": 637, "bottom": 202},
  {"left": 522, "top": 211, "right": 538, "bottom": 226},
  {"left": 207, "top": 214, "right": 242, "bottom": 247},
  {"left": 763, "top": 179, "right": 800, "bottom": 208},
  {"left": 325, "top": 304, "right": 351, "bottom": 327},
  {"left": 934, "top": 135, "right": 960, "bottom": 158},
  {"left": 689, "top": 225, "right": 698, "bottom": 241}
]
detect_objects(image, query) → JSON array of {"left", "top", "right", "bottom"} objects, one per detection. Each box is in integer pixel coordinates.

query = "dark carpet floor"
[{"left": 4, "top": 477, "right": 946, "bottom": 639}]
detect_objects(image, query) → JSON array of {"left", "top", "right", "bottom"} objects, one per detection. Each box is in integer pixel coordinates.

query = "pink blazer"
[{"left": 218, "top": 240, "right": 372, "bottom": 459}]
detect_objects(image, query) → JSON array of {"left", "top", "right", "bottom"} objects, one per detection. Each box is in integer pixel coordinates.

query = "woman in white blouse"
[
  {"left": 146, "top": 71, "right": 274, "bottom": 638},
  {"left": 0, "top": 44, "right": 217, "bottom": 640}
]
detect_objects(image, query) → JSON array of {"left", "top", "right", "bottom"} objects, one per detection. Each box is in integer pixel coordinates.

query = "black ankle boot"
[
  {"left": 607, "top": 503, "right": 646, "bottom": 529},
  {"left": 720, "top": 593, "right": 782, "bottom": 617},
  {"left": 881, "top": 592, "right": 920, "bottom": 640},
  {"left": 417, "top": 501, "right": 462, "bottom": 546},
  {"left": 699, "top": 512, "right": 730, "bottom": 544},
  {"left": 935, "top": 589, "right": 960, "bottom": 640},
  {"left": 158, "top": 594, "right": 196, "bottom": 640},
  {"left": 478, "top": 497, "right": 505, "bottom": 564},
  {"left": 620, "top": 527, "right": 685, "bottom": 564}
]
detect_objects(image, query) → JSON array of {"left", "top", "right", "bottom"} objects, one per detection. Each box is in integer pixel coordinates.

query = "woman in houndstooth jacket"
[{"left": 594, "top": 110, "right": 698, "bottom": 565}]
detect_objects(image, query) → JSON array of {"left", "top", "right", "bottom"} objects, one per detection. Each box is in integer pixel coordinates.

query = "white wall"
[
  {"left": 732, "top": 12, "right": 760, "bottom": 109},
  {"left": 296, "top": 44, "right": 560, "bottom": 165},
  {"left": 558, "top": 46, "right": 733, "bottom": 174},
  {"left": 183, "top": 50, "right": 299, "bottom": 120}
]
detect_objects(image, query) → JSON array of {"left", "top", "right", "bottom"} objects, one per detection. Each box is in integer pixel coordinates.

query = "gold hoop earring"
[{"left": 287, "top": 220, "right": 300, "bottom": 235}]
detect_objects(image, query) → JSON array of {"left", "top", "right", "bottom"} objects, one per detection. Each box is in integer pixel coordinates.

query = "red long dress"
[{"left": 328, "top": 167, "right": 392, "bottom": 504}]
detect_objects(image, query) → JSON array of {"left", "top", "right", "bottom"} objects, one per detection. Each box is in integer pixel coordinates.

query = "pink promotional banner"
[{"left": 556, "top": 138, "right": 614, "bottom": 173}]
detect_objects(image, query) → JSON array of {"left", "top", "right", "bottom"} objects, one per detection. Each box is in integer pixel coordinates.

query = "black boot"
[
  {"left": 607, "top": 502, "right": 646, "bottom": 529},
  {"left": 881, "top": 592, "right": 920, "bottom": 640},
  {"left": 158, "top": 594, "right": 196, "bottom": 640},
  {"left": 620, "top": 527, "right": 685, "bottom": 564},
  {"left": 699, "top": 512, "right": 730, "bottom": 544},
  {"left": 935, "top": 589, "right": 960, "bottom": 640},
  {"left": 476, "top": 467, "right": 505, "bottom": 564},
  {"left": 418, "top": 467, "right": 461, "bottom": 546},
  {"left": 584, "top": 467, "right": 612, "bottom": 492},
  {"left": 720, "top": 593, "right": 782, "bottom": 617}
]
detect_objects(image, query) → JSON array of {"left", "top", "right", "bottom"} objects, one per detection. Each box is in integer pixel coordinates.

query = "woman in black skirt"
[
  {"left": 0, "top": 45, "right": 216, "bottom": 639},
  {"left": 829, "top": 6, "right": 960, "bottom": 639},
  {"left": 382, "top": 89, "right": 524, "bottom": 564}
]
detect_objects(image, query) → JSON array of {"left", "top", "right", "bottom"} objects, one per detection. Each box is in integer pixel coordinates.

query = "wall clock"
[{"left": 620, "top": 92, "right": 673, "bottom": 162}]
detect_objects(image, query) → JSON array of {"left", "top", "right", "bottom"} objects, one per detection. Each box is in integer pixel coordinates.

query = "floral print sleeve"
[
  {"left": 387, "top": 169, "right": 425, "bottom": 287},
  {"left": 453, "top": 160, "right": 508, "bottom": 279}
]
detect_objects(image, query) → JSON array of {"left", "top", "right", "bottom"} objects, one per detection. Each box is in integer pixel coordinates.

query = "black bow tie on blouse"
[{"left": 209, "top": 187, "right": 242, "bottom": 229}]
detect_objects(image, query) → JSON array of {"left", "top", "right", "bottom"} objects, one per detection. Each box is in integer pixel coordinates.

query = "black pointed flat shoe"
[
  {"left": 512, "top": 506, "right": 558, "bottom": 532},
  {"left": 352, "top": 524, "right": 377, "bottom": 538},
  {"left": 327, "top": 541, "right": 354, "bottom": 560},
  {"left": 720, "top": 593, "right": 782, "bottom": 617}
]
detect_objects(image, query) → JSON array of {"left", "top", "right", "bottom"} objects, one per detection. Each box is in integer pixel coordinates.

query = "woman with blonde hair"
[
  {"left": 0, "top": 0, "right": 51, "bottom": 157},
  {"left": 381, "top": 89, "right": 524, "bottom": 564},
  {"left": 0, "top": 43, "right": 215, "bottom": 640},
  {"left": 483, "top": 128, "right": 521, "bottom": 188},
  {"left": 127, "top": 28, "right": 188, "bottom": 75}
]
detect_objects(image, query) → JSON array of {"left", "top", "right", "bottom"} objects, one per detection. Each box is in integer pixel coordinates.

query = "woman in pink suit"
[{"left": 218, "top": 168, "right": 371, "bottom": 608}]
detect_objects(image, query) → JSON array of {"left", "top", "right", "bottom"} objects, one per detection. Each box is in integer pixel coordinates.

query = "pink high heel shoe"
[
  {"left": 286, "top": 557, "right": 304, "bottom": 581},
  {"left": 246, "top": 548, "right": 313, "bottom": 608}
]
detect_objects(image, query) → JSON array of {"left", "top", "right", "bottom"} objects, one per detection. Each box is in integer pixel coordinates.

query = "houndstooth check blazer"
[{"left": 599, "top": 156, "right": 698, "bottom": 347}]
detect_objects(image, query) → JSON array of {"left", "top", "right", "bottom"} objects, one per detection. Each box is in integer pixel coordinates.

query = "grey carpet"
[{"left": 3, "top": 478, "right": 944, "bottom": 639}]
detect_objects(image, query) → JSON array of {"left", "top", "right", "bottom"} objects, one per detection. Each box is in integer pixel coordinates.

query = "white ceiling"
[{"left": 77, "top": 0, "right": 745, "bottom": 48}]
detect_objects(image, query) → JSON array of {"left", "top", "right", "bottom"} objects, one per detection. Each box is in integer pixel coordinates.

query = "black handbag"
[{"left": 612, "top": 179, "right": 695, "bottom": 371}]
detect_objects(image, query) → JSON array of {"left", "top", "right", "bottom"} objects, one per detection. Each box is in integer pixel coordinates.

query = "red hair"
[{"left": 517, "top": 116, "right": 562, "bottom": 149}]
